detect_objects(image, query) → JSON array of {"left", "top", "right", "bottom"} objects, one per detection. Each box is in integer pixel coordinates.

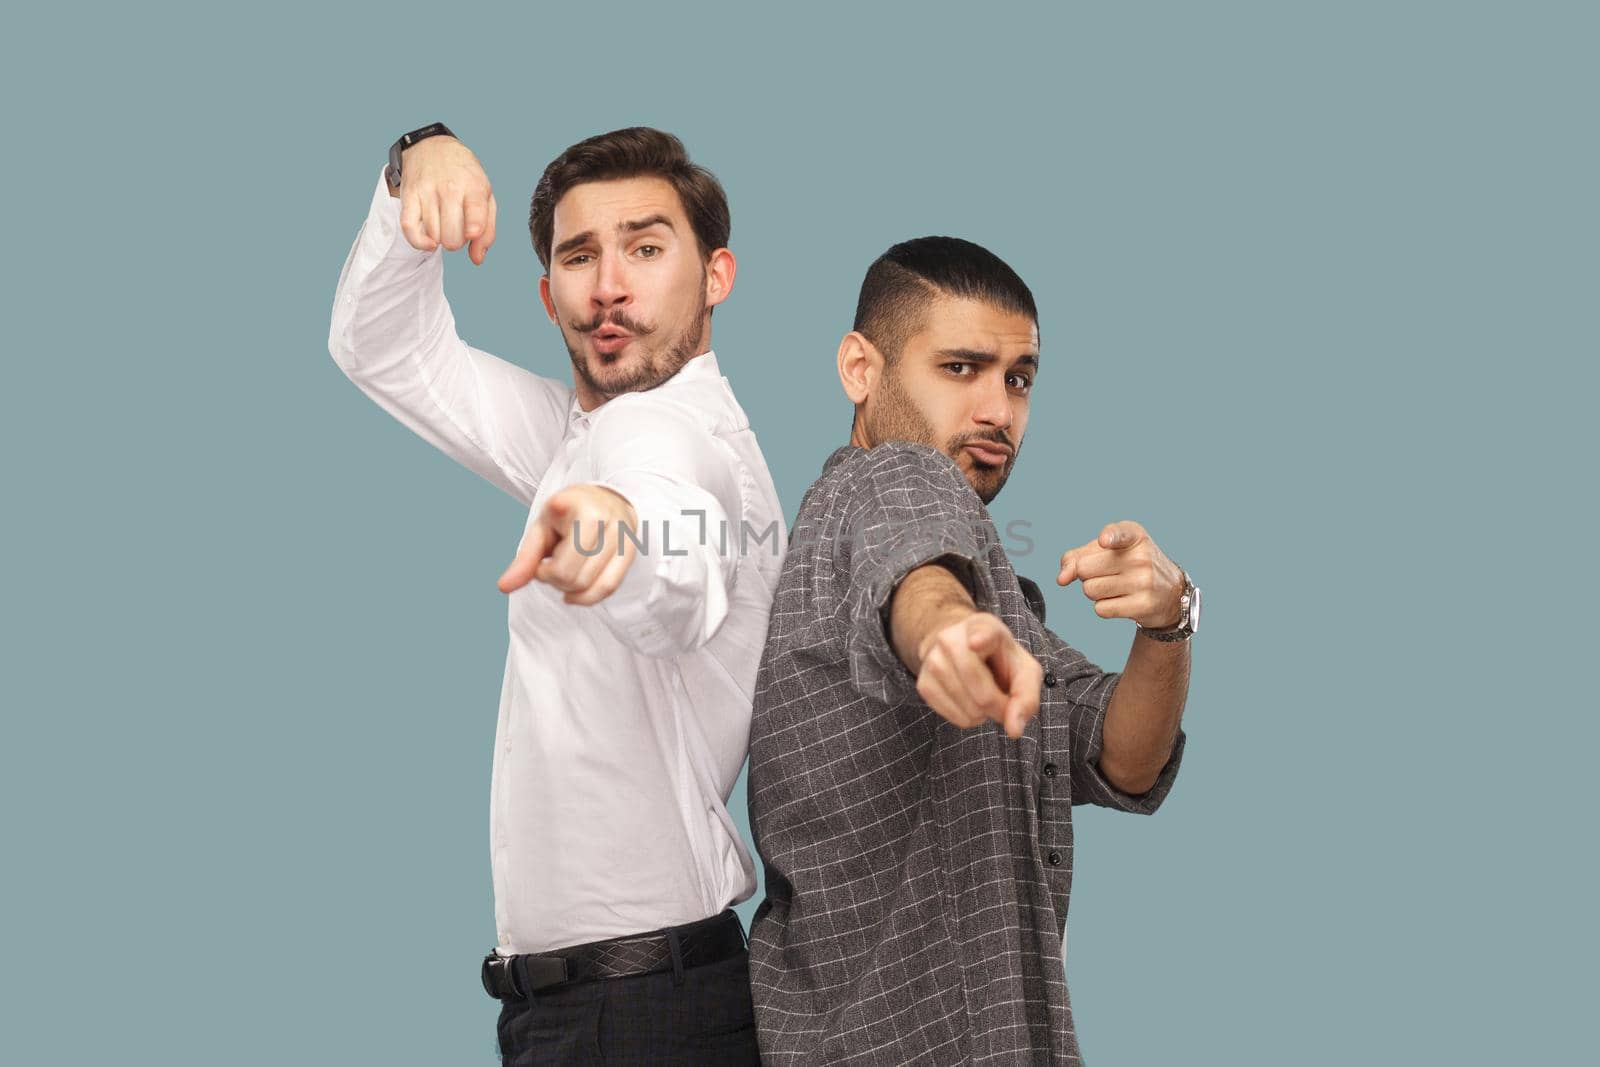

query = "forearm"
[
  {"left": 329, "top": 168, "right": 569, "bottom": 504},
  {"left": 330, "top": 168, "right": 450, "bottom": 380},
  {"left": 1098, "top": 633, "right": 1190, "bottom": 794},
  {"left": 888, "top": 560, "right": 978, "bottom": 673},
  {"left": 592, "top": 476, "right": 740, "bottom": 656}
]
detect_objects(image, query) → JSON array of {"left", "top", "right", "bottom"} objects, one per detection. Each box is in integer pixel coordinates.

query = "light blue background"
[{"left": 4, "top": 1, "right": 1594, "bottom": 1063}]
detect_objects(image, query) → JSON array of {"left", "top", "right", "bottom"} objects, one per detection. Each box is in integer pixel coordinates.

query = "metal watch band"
[
  {"left": 1138, "top": 572, "right": 1199, "bottom": 642},
  {"left": 385, "top": 122, "right": 455, "bottom": 189}
]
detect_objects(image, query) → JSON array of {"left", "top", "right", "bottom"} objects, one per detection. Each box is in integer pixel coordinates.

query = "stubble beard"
[
  {"left": 869, "top": 362, "right": 1018, "bottom": 506},
  {"left": 563, "top": 271, "right": 709, "bottom": 401}
]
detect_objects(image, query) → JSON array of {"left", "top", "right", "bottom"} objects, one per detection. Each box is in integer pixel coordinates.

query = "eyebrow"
[
  {"left": 621, "top": 213, "right": 675, "bottom": 235},
  {"left": 552, "top": 215, "right": 678, "bottom": 260},
  {"left": 934, "top": 347, "right": 1041, "bottom": 369}
]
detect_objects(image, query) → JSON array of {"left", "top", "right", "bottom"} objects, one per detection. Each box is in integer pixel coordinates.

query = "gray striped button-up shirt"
[{"left": 748, "top": 442, "right": 1185, "bottom": 1065}]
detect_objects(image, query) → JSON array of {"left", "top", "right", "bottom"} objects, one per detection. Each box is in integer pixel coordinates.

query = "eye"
[
  {"left": 635, "top": 244, "right": 662, "bottom": 259},
  {"left": 942, "top": 362, "right": 975, "bottom": 377},
  {"left": 1007, "top": 373, "right": 1033, "bottom": 393},
  {"left": 563, "top": 253, "right": 593, "bottom": 267}
]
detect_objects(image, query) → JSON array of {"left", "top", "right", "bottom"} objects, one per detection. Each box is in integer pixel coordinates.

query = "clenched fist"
[
  {"left": 1056, "top": 520, "right": 1185, "bottom": 629},
  {"left": 914, "top": 612, "right": 1043, "bottom": 740},
  {"left": 497, "top": 485, "right": 641, "bottom": 605},
  {"left": 390, "top": 135, "right": 498, "bottom": 266}
]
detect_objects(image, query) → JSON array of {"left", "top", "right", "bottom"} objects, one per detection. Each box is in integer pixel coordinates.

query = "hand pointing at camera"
[
  {"left": 497, "top": 485, "right": 641, "bottom": 606},
  {"left": 1056, "top": 520, "right": 1185, "bottom": 629}
]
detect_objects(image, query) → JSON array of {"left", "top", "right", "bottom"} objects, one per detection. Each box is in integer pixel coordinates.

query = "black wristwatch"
[{"left": 384, "top": 122, "right": 455, "bottom": 190}]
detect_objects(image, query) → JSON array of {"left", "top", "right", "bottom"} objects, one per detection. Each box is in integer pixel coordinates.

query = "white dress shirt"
[{"left": 328, "top": 167, "right": 787, "bottom": 954}]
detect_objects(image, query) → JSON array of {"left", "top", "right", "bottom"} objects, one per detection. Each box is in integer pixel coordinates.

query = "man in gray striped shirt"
[{"left": 747, "top": 237, "right": 1196, "bottom": 1065}]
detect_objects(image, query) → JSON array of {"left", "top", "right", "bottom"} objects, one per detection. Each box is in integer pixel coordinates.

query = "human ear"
[
  {"left": 704, "top": 248, "right": 737, "bottom": 309},
  {"left": 538, "top": 275, "right": 558, "bottom": 324},
  {"left": 837, "top": 331, "right": 882, "bottom": 405}
]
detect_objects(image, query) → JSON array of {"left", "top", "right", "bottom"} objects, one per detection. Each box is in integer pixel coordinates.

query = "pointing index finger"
[
  {"left": 467, "top": 191, "right": 497, "bottom": 265},
  {"left": 497, "top": 519, "right": 555, "bottom": 593},
  {"left": 1057, "top": 539, "right": 1096, "bottom": 586},
  {"left": 1099, "top": 521, "right": 1147, "bottom": 550},
  {"left": 1003, "top": 649, "right": 1042, "bottom": 738}
]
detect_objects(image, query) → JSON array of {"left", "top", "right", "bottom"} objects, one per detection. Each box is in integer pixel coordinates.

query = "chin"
[
  {"left": 588, "top": 350, "right": 640, "bottom": 380},
  {"left": 967, "top": 467, "right": 1008, "bottom": 505},
  {"left": 590, "top": 343, "right": 634, "bottom": 366}
]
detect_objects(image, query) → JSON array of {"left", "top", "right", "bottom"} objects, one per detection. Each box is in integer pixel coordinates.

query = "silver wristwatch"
[{"left": 1138, "top": 571, "right": 1200, "bottom": 642}]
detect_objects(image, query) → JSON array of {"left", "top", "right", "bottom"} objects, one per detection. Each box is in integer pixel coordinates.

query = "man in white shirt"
[{"left": 328, "top": 124, "right": 785, "bottom": 1065}]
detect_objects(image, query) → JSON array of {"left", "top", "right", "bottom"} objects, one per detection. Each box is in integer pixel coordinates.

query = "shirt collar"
[
  {"left": 822, "top": 444, "right": 862, "bottom": 475},
  {"left": 566, "top": 350, "right": 723, "bottom": 431}
]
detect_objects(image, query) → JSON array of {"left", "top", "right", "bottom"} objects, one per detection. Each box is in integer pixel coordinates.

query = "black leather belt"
[{"left": 482, "top": 910, "right": 746, "bottom": 1000}]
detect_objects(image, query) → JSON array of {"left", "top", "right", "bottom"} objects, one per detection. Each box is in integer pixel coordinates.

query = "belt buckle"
[{"left": 481, "top": 953, "right": 524, "bottom": 1000}]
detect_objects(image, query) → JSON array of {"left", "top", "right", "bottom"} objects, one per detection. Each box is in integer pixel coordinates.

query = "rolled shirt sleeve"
[
  {"left": 836, "top": 443, "right": 1004, "bottom": 706},
  {"left": 1050, "top": 655, "right": 1186, "bottom": 813},
  {"left": 585, "top": 393, "right": 746, "bottom": 658}
]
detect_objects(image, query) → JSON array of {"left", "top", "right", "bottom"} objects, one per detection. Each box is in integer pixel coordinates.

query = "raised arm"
[
  {"left": 1057, "top": 520, "right": 1191, "bottom": 796},
  {"left": 327, "top": 132, "right": 571, "bottom": 507}
]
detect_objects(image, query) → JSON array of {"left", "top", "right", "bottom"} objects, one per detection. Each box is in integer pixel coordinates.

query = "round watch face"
[{"left": 1188, "top": 586, "right": 1201, "bottom": 633}]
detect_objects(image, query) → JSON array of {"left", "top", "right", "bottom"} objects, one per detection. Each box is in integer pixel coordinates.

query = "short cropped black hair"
[{"left": 852, "top": 236, "right": 1038, "bottom": 361}]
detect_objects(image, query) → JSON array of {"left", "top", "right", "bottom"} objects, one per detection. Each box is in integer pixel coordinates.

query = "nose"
[
  {"left": 971, "top": 372, "right": 1014, "bottom": 431},
  {"left": 591, "top": 253, "right": 631, "bottom": 310}
]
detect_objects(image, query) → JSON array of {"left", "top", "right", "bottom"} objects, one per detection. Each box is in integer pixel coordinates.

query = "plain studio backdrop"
[{"left": 3, "top": 2, "right": 1593, "bottom": 1063}]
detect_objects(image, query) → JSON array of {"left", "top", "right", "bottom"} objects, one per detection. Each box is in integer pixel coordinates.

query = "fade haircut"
[
  {"left": 528, "top": 127, "right": 731, "bottom": 271},
  {"left": 852, "top": 236, "right": 1038, "bottom": 362}
]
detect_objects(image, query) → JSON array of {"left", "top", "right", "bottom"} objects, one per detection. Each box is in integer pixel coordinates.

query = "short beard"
[
  {"left": 567, "top": 311, "right": 705, "bottom": 400},
  {"left": 866, "top": 361, "right": 1018, "bottom": 505},
  {"left": 562, "top": 266, "right": 710, "bottom": 401},
  {"left": 868, "top": 358, "right": 939, "bottom": 449}
]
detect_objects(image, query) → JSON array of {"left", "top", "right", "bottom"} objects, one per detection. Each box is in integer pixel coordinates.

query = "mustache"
[
  {"left": 567, "top": 309, "right": 658, "bottom": 336},
  {"left": 954, "top": 430, "right": 1017, "bottom": 456}
]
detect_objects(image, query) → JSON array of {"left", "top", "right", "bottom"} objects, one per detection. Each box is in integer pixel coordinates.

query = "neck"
[{"left": 849, "top": 413, "right": 872, "bottom": 450}]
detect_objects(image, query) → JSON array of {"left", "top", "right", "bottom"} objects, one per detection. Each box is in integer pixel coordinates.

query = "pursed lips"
[
  {"left": 590, "top": 326, "right": 633, "bottom": 355},
  {"left": 962, "top": 442, "right": 1012, "bottom": 466}
]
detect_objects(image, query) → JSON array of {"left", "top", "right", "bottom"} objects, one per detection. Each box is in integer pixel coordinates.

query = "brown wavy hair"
[{"left": 528, "top": 127, "right": 731, "bottom": 271}]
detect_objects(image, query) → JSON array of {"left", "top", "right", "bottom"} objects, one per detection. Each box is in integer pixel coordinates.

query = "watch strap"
[
  {"left": 1138, "top": 571, "right": 1199, "bottom": 642},
  {"left": 385, "top": 122, "right": 455, "bottom": 189}
]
